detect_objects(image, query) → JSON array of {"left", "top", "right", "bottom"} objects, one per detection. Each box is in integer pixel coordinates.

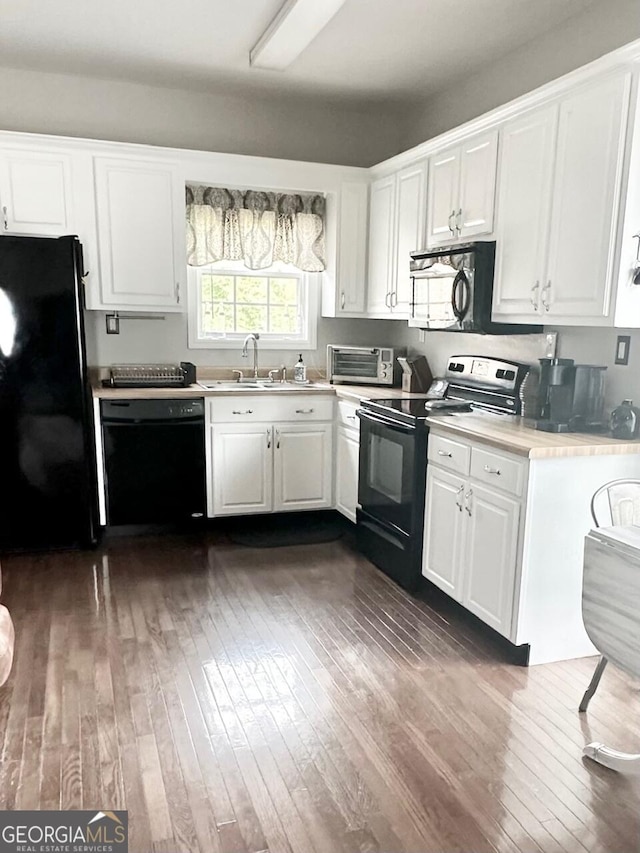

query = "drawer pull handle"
[
  {"left": 295, "top": 408, "right": 314, "bottom": 414},
  {"left": 455, "top": 484, "right": 464, "bottom": 512},
  {"left": 267, "top": 428, "right": 271, "bottom": 449},
  {"left": 483, "top": 465, "right": 501, "bottom": 475},
  {"left": 464, "top": 489, "right": 473, "bottom": 516},
  {"left": 232, "top": 409, "right": 254, "bottom": 415},
  {"left": 276, "top": 429, "right": 280, "bottom": 449},
  {"left": 346, "top": 415, "right": 356, "bottom": 420},
  {"left": 438, "top": 450, "right": 453, "bottom": 458}
]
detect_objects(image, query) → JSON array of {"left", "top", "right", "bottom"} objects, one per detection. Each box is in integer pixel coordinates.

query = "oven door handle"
[{"left": 357, "top": 410, "right": 415, "bottom": 434}]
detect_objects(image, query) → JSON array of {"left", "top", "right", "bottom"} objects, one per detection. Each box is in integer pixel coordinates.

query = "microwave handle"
[{"left": 451, "top": 271, "right": 470, "bottom": 321}]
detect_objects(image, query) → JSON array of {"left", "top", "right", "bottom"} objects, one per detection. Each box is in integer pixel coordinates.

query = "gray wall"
[
  {"left": 0, "top": 64, "right": 402, "bottom": 168},
  {"left": 85, "top": 311, "right": 403, "bottom": 375},
  {"left": 400, "top": 0, "right": 640, "bottom": 149}
]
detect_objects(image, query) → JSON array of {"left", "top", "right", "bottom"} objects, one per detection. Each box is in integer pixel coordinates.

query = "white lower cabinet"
[
  {"left": 461, "top": 483, "right": 520, "bottom": 636},
  {"left": 208, "top": 396, "right": 334, "bottom": 517},
  {"left": 211, "top": 423, "right": 273, "bottom": 515},
  {"left": 273, "top": 423, "right": 333, "bottom": 511},
  {"left": 423, "top": 438, "right": 524, "bottom": 640},
  {"left": 335, "top": 425, "right": 360, "bottom": 522}
]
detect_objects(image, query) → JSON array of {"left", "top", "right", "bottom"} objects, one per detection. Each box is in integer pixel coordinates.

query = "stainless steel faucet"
[{"left": 242, "top": 333, "right": 260, "bottom": 379}]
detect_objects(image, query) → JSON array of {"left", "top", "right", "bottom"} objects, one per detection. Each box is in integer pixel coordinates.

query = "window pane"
[
  {"left": 237, "top": 277, "right": 268, "bottom": 304},
  {"left": 211, "top": 304, "right": 234, "bottom": 332},
  {"left": 269, "top": 278, "right": 298, "bottom": 305},
  {"left": 236, "top": 304, "right": 268, "bottom": 332},
  {"left": 211, "top": 275, "right": 234, "bottom": 303},
  {"left": 269, "top": 305, "right": 299, "bottom": 334}
]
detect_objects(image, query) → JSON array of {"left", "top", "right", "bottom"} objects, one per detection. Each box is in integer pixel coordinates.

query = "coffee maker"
[{"left": 536, "top": 358, "right": 607, "bottom": 433}]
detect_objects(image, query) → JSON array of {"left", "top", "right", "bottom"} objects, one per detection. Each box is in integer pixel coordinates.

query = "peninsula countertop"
[{"left": 425, "top": 411, "right": 640, "bottom": 459}]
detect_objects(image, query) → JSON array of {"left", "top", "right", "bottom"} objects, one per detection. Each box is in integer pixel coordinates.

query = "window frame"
[{"left": 187, "top": 262, "right": 318, "bottom": 350}]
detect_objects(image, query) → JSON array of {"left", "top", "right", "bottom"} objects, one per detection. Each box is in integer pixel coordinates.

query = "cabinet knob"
[
  {"left": 483, "top": 465, "right": 501, "bottom": 475},
  {"left": 530, "top": 281, "right": 540, "bottom": 311},
  {"left": 541, "top": 281, "right": 551, "bottom": 312}
]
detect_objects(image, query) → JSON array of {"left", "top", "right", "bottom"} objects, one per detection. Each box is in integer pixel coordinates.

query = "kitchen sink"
[{"left": 197, "top": 380, "right": 324, "bottom": 391}]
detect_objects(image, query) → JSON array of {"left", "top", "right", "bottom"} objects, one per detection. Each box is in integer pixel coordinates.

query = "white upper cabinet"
[
  {"left": 331, "top": 181, "right": 368, "bottom": 316},
  {"left": 92, "top": 156, "right": 186, "bottom": 312},
  {"left": 393, "top": 162, "right": 427, "bottom": 315},
  {"left": 493, "top": 71, "right": 631, "bottom": 325},
  {"left": 457, "top": 132, "right": 499, "bottom": 238},
  {"left": 544, "top": 73, "right": 630, "bottom": 320},
  {"left": 0, "top": 149, "right": 74, "bottom": 236},
  {"left": 366, "top": 162, "right": 426, "bottom": 318},
  {"left": 427, "top": 147, "right": 459, "bottom": 245},
  {"left": 366, "top": 174, "right": 396, "bottom": 315},
  {"left": 493, "top": 105, "right": 558, "bottom": 316},
  {"left": 426, "top": 130, "right": 498, "bottom": 247}
]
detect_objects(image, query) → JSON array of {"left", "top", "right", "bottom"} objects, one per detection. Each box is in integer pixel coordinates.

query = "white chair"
[{"left": 579, "top": 479, "right": 640, "bottom": 713}]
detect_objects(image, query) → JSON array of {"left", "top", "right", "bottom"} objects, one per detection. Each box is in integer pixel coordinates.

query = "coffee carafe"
[{"left": 536, "top": 358, "right": 607, "bottom": 433}]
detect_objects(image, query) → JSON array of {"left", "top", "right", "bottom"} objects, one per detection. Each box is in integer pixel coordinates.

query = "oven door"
[{"left": 357, "top": 410, "right": 417, "bottom": 535}]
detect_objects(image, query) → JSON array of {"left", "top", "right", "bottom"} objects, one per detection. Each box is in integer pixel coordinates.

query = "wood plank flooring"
[{"left": 1, "top": 526, "right": 639, "bottom": 853}]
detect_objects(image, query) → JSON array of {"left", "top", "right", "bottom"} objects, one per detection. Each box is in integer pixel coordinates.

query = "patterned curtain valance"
[{"left": 186, "top": 185, "right": 326, "bottom": 272}]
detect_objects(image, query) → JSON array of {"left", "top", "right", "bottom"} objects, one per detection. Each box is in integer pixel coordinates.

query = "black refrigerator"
[{"left": 0, "top": 235, "right": 99, "bottom": 552}]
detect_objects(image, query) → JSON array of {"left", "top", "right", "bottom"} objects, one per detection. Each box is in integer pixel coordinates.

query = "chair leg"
[
  {"left": 583, "top": 743, "right": 640, "bottom": 773},
  {"left": 579, "top": 656, "right": 608, "bottom": 712}
]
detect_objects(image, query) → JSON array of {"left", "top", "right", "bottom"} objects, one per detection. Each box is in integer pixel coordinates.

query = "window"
[{"left": 188, "top": 263, "right": 317, "bottom": 349}]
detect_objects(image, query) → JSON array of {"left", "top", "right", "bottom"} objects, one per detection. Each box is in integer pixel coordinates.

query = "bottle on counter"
[
  {"left": 294, "top": 353, "right": 307, "bottom": 383},
  {"left": 610, "top": 399, "right": 640, "bottom": 439}
]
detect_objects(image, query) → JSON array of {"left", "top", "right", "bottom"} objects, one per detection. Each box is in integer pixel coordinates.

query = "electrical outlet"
[
  {"left": 418, "top": 329, "right": 426, "bottom": 344},
  {"left": 544, "top": 333, "right": 557, "bottom": 359},
  {"left": 105, "top": 314, "right": 120, "bottom": 334}
]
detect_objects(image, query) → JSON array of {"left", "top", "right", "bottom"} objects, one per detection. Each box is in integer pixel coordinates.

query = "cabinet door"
[
  {"left": 336, "top": 182, "right": 368, "bottom": 315},
  {"left": 366, "top": 175, "right": 396, "bottom": 315},
  {"left": 493, "top": 107, "right": 558, "bottom": 318},
  {"left": 335, "top": 426, "right": 359, "bottom": 523},
  {"left": 94, "top": 157, "right": 186, "bottom": 311},
  {"left": 426, "top": 147, "right": 459, "bottom": 246},
  {"left": 462, "top": 483, "right": 520, "bottom": 638},
  {"left": 393, "top": 162, "right": 427, "bottom": 316},
  {"left": 422, "top": 467, "right": 465, "bottom": 600},
  {"left": 458, "top": 130, "right": 498, "bottom": 239},
  {"left": 273, "top": 423, "right": 333, "bottom": 512},
  {"left": 0, "top": 149, "right": 73, "bottom": 236},
  {"left": 211, "top": 424, "right": 273, "bottom": 515},
  {"left": 545, "top": 73, "right": 631, "bottom": 320}
]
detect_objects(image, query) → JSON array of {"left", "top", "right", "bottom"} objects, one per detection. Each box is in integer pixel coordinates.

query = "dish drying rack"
[{"left": 102, "top": 362, "right": 196, "bottom": 388}]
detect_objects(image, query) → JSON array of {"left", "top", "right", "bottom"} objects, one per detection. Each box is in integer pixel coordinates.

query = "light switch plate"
[{"left": 615, "top": 335, "right": 630, "bottom": 365}]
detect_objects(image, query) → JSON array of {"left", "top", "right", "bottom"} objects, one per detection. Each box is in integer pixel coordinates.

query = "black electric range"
[{"left": 355, "top": 355, "right": 534, "bottom": 592}]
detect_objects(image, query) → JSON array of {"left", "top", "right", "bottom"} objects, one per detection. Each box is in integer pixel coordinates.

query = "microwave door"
[{"left": 409, "top": 271, "right": 458, "bottom": 330}]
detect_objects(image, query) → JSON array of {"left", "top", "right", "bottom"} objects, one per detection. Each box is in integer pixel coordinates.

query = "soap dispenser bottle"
[{"left": 294, "top": 353, "right": 306, "bottom": 383}]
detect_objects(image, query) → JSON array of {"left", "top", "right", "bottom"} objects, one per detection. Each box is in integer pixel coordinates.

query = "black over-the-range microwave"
[{"left": 409, "top": 241, "right": 541, "bottom": 334}]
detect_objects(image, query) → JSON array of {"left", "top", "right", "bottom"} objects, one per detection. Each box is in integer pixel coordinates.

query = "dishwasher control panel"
[{"left": 101, "top": 398, "right": 205, "bottom": 422}]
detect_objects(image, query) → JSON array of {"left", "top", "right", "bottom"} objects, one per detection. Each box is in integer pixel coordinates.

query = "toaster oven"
[{"left": 327, "top": 345, "right": 404, "bottom": 386}]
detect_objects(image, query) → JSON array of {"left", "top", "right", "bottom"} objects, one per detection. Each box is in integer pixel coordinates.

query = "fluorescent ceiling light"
[{"left": 250, "top": 0, "right": 348, "bottom": 71}]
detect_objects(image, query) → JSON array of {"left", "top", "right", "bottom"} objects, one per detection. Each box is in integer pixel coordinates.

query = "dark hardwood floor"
[{"left": 1, "top": 526, "right": 639, "bottom": 853}]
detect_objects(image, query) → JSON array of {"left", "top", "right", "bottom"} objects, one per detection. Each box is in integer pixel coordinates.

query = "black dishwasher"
[{"left": 101, "top": 399, "right": 206, "bottom": 525}]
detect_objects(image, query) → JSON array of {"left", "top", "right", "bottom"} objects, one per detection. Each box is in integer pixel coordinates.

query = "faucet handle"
[
  {"left": 268, "top": 369, "right": 278, "bottom": 383},
  {"left": 232, "top": 369, "right": 244, "bottom": 382}
]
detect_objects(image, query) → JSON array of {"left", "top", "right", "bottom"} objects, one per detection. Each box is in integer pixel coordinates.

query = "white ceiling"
[{"left": 0, "top": 0, "right": 599, "bottom": 105}]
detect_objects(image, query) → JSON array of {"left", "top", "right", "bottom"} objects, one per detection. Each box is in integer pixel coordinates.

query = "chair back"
[{"left": 591, "top": 479, "right": 640, "bottom": 527}]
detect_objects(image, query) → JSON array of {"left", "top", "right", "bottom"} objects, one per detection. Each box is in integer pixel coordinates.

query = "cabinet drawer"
[
  {"left": 337, "top": 399, "right": 360, "bottom": 431},
  {"left": 470, "top": 446, "right": 525, "bottom": 497},
  {"left": 209, "top": 394, "right": 334, "bottom": 424},
  {"left": 428, "top": 434, "right": 471, "bottom": 475}
]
